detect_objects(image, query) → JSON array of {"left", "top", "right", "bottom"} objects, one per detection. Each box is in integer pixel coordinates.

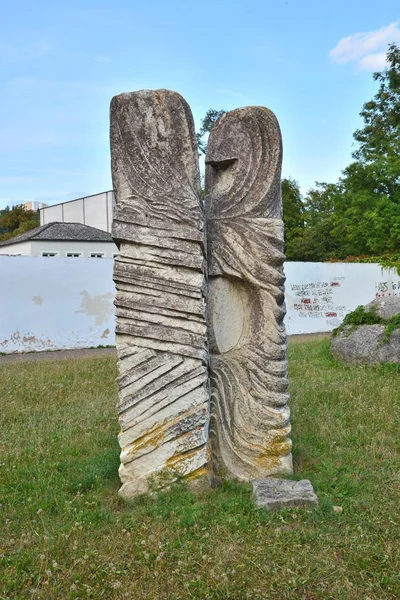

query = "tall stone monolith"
[
  {"left": 110, "top": 90, "right": 210, "bottom": 499},
  {"left": 205, "top": 107, "right": 292, "bottom": 481}
]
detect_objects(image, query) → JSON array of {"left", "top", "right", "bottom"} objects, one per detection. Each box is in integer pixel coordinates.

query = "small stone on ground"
[{"left": 252, "top": 478, "right": 318, "bottom": 510}]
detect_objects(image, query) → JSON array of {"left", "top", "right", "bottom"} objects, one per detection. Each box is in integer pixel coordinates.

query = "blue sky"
[{"left": 1, "top": 0, "right": 399, "bottom": 209}]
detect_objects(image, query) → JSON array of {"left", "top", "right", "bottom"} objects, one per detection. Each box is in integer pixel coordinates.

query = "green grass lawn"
[{"left": 0, "top": 339, "right": 399, "bottom": 600}]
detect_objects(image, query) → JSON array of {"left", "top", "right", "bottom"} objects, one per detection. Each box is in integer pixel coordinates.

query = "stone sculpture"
[
  {"left": 110, "top": 90, "right": 210, "bottom": 499},
  {"left": 110, "top": 90, "right": 297, "bottom": 500},
  {"left": 205, "top": 107, "right": 292, "bottom": 481}
]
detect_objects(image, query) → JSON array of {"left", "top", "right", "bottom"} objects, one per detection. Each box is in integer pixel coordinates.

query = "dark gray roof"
[{"left": 0, "top": 222, "right": 113, "bottom": 247}]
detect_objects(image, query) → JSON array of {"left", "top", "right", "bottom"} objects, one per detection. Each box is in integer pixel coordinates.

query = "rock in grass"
[
  {"left": 365, "top": 296, "right": 400, "bottom": 320},
  {"left": 331, "top": 325, "right": 400, "bottom": 365},
  {"left": 331, "top": 297, "right": 400, "bottom": 365},
  {"left": 252, "top": 478, "right": 318, "bottom": 510}
]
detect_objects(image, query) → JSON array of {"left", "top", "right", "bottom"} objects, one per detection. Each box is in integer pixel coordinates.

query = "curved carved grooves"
[
  {"left": 205, "top": 107, "right": 292, "bottom": 481},
  {"left": 110, "top": 90, "right": 210, "bottom": 498}
]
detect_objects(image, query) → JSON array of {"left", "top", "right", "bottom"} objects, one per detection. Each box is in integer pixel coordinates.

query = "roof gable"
[{"left": 0, "top": 222, "right": 113, "bottom": 247}]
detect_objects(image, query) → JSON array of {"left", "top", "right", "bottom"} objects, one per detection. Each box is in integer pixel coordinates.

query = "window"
[
  {"left": 66, "top": 251, "right": 83, "bottom": 258},
  {"left": 90, "top": 252, "right": 105, "bottom": 258},
  {"left": 41, "top": 251, "right": 59, "bottom": 257}
]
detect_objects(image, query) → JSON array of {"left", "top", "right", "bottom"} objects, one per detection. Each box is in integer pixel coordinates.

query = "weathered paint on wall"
[
  {"left": 0, "top": 257, "right": 398, "bottom": 353},
  {"left": 0, "top": 256, "right": 115, "bottom": 353}
]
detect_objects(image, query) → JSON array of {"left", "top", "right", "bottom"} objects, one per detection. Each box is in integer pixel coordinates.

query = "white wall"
[
  {"left": 0, "top": 256, "right": 115, "bottom": 353},
  {"left": 42, "top": 204, "right": 63, "bottom": 223},
  {"left": 29, "top": 240, "right": 117, "bottom": 258},
  {"left": 0, "top": 258, "right": 398, "bottom": 353},
  {"left": 63, "top": 198, "right": 84, "bottom": 223},
  {"left": 40, "top": 191, "right": 115, "bottom": 232},
  {"left": 285, "top": 262, "right": 399, "bottom": 335},
  {"left": 0, "top": 240, "right": 118, "bottom": 257},
  {"left": 0, "top": 241, "right": 32, "bottom": 256}
]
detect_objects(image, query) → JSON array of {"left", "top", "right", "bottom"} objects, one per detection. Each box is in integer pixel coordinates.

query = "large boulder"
[
  {"left": 331, "top": 325, "right": 400, "bottom": 365},
  {"left": 330, "top": 297, "right": 400, "bottom": 365},
  {"left": 365, "top": 296, "right": 400, "bottom": 320}
]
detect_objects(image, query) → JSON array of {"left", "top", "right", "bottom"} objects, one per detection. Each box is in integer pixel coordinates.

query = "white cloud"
[
  {"left": 358, "top": 52, "right": 388, "bottom": 71},
  {"left": 329, "top": 21, "right": 400, "bottom": 70}
]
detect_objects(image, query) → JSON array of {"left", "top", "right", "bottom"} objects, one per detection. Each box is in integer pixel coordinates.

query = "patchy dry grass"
[{"left": 0, "top": 339, "right": 399, "bottom": 599}]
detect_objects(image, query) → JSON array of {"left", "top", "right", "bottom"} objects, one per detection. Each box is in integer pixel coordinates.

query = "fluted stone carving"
[
  {"left": 205, "top": 107, "right": 292, "bottom": 481},
  {"left": 110, "top": 91, "right": 294, "bottom": 499},
  {"left": 110, "top": 90, "right": 210, "bottom": 499}
]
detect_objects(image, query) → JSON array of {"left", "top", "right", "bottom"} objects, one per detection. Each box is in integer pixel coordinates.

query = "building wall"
[
  {"left": 0, "top": 256, "right": 116, "bottom": 353},
  {"left": 39, "top": 191, "right": 114, "bottom": 232},
  {"left": 284, "top": 262, "right": 398, "bottom": 334},
  {"left": 0, "top": 241, "right": 32, "bottom": 255},
  {"left": 0, "top": 257, "right": 398, "bottom": 354},
  {"left": 0, "top": 240, "right": 118, "bottom": 257},
  {"left": 23, "top": 201, "right": 47, "bottom": 211}
]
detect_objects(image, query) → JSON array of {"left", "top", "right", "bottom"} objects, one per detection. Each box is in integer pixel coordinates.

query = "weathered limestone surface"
[
  {"left": 331, "top": 296, "right": 400, "bottom": 365},
  {"left": 252, "top": 478, "right": 318, "bottom": 510},
  {"left": 365, "top": 296, "right": 400, "bottom": 320},
  {"left": 331, "top": 325, "right": 400, "bottom": 365},
  {"left": 205, "top": 107, "right": 292, "bottom": 481},
  {"left": 110, "top": 90, "right": 209, "bottom": 499}
]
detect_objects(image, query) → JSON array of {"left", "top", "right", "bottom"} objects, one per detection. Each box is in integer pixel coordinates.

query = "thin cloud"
[
  {"left": 0, "top": 42, "right": 50, "bottom": 61},
  {"left": 216, "top": 89, "right": 246, "bottom": 98},
  {"left": 7, "top": 77, "right": 109, "bottom": 94},
  {"left": 6, "top": 167, "right": 102, "bottom": 177},
  {"left": 329, "top": 21, "right": 400, "bottom": 70},
  {"left": 0, "top": 176, "right": 36, "bottom": 184},
  {"left": 358, "top": 52, "right": 388, "bottom": 71},
  {"left": 93, "top": 55, "right": 112, "bottom": 63}
]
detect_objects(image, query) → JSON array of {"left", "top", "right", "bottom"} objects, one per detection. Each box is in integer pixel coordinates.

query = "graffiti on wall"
[
  {"left": 289, "top": 278, "right": 347, "bottom": 328},
  {"left": 375, "top": 278, "right": 400, "bottom": 298}
]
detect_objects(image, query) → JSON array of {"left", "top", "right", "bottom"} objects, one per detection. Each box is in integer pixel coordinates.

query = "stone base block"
[{"left": 252, "top": 478, "right": 318, "bottom": 510}]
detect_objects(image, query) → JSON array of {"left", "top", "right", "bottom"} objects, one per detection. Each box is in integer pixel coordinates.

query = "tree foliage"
[
  {"left": 198, "top": 46, "right": 400, "bottom": 263},
  {"left": 353, "top": 43, "right": 400, "bottom": 163},
  {"left": 281, "top": 178, "right": 305, "bottom": 259},
  {"left": 196, "top": 109, "right": 226, "bottom": 155},
  {"left": 0, "top": 205, "right": 40, "bottom": 241},
  {"left": 288, "top": 43, "right": 400, "bottom": 262}
]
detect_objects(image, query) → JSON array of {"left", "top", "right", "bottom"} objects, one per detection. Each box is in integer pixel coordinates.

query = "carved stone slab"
[
  {"left": 205, "top": 107, "right": 292, "bottom": 481},
  {"left": 110, "top": 90, "right": 209, "bottom": 499},
  {"left": 252, "top": 478, "right": 318, "bottom": 510}
]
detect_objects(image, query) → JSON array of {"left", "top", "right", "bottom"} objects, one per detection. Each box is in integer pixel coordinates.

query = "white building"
[
  {"left": 0, "top": 222, "right": 118, "bottom": 258},
  {"left": 39, "top": 191, "right": 114, "bottom": 233}
]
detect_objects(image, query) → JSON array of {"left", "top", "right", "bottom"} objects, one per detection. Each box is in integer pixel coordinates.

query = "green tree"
[
  {"left": 281, "top": 178, "right": 305, "bottom": 259},
  {"left": 196, "top": 109, "right": 226, "bottom": 155},
  {"left": 288, "top": 183, "right": 342, "bottom": 261},
  {"left": 0, "top": 205, "right": 40, "bottom": 241},
  {"left": 291, "top": 43, "right": 400, "bottom": 262},
  {"left": 333, "top": 43, "right": 400, "bottom": 257},
  {"left": 353, "top": 43, "right": 400, "bottom": 163}
]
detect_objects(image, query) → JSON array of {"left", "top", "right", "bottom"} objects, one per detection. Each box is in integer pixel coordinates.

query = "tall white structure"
[
  {"left": 39, "top": 191, "right": 114, "bottom": 233},
  {"left": 24, "top": 201, "right": 48, "bottom": 211}
]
